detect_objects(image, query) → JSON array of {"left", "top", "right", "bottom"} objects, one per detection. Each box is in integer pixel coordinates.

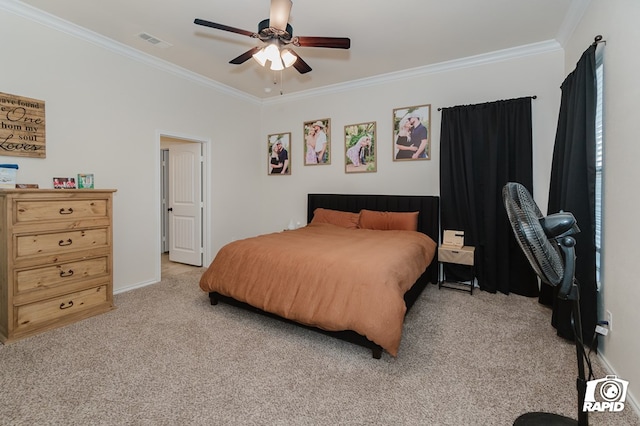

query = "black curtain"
[
  {"left": 440, "top": 97, "right": 539, "bottom": 296},
  {"left": 540, "top": 45, "right": 598, "bottom": 345}
]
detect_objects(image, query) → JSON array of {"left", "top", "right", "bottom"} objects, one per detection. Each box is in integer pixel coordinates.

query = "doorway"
[{"left": 159, "top": 133, "right": 209, "bottom": 276}]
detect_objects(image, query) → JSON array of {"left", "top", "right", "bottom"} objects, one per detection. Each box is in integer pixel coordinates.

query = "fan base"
[{"left": 514, "top": 412, "right": 578, "bottom": 425}]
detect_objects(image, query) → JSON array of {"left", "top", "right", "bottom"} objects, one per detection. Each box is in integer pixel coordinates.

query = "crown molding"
[
  {"left": 264, "top": 39, "right": 563, "bottom": 106},
  {"left": 0, "top": 0, "right": 261, "bottom": 104},
  {"left": 555, "top": 0, "right": 593, "bottom": 47}
]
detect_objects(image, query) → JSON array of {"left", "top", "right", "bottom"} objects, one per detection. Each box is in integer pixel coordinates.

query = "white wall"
[
  {"left": 0, "top": 7, "right": 262, "bottom": 291},
  {"left": 564, "top": 0, "right": 640, "bottom": 409},
  {"left": 256, "top": 50, "right": 564, "bottom": 235}
]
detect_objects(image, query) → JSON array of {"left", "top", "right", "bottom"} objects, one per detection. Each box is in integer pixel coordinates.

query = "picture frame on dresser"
[
  {"left": 53, "top": 177, "right": 76, "bottom": 189},
  {"left": 77, "top": 173, "right": 94, "bottom": 189}
]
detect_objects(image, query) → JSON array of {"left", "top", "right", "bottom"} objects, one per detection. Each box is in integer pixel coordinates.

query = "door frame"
[
  {"left": 160, "top": 148, "right": 170, "bottom": 254},
  {"left": 154, "top": 130, "right": 211, "bottom": 280}
]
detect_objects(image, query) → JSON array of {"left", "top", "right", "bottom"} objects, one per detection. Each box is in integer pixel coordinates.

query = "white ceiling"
[{"left": 13, "top": 0, "right": 584, "bottom": 99}]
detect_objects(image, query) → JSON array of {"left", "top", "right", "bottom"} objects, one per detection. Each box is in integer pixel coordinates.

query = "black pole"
[
  {"left": 562, "top": 236, "right": 588, "bottom": 426},
  {"left": 513, "top": 237, "right": 586, "bottom": 426},
  {"left": 570, "top": 281, "right": 589, "bottom": 426}
]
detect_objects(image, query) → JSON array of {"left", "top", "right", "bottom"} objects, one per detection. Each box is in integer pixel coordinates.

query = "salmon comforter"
[{"left": 199, "top": 222, "right": 437, "bottom": 356}]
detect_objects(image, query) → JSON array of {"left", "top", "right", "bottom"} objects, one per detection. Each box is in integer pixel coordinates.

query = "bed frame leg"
[
  {"left": 209, "top": 293, "right": 218, "bottom": 305},
  {"left": 372, "top": 347, "right": 382, "bottom": 359}
]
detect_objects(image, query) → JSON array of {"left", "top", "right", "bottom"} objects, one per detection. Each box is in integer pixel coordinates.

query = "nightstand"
[{"left": 438, "top": 245, "right": 475, "bottom": 294}]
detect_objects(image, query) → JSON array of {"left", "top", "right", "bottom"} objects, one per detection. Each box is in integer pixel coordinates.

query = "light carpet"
[{"left": 1, "top": 269, "right": 638, "bottom": 425}]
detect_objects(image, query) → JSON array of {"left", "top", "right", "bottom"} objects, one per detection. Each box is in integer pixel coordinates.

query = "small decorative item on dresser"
[
  {"left": 0, "top": 164, "right": 19, "bottom": 188},
  {"left": 77, "top": 173, "right": 94, "bottom": 189},
  {"left": 53, "top": 177, "right": 76, "bottom": 189}
]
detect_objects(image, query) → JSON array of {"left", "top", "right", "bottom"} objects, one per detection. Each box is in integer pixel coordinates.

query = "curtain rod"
[{"left": 437, "top": 95, "right": 536, "bottom": 111}]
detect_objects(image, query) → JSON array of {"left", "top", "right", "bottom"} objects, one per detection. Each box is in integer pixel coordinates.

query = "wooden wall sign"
[{"left": 0, "top": 92, "right": 46, "bottom": 158}]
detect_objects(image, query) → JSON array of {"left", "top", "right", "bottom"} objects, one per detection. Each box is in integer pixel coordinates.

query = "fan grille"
[{"left": 502, "top": 183, "right": 564, "bottom": 286}]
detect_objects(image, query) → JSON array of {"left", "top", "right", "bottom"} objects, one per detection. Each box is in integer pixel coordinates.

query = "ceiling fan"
[{"left": 194, "top": 0, "right": 350, "bottom": 74}]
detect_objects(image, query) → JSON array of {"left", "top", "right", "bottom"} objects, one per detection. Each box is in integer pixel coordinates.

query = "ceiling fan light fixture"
[
  {"left": 280, "top": 48, "right": 297, "bottom": 67},
  {"left": 270, "top": 57, "right": 285, "bottom": 71},
  {"left": 263, "top": 44, "right": 281, "bottom": 63},
  {"left": 252, "top": 47, "right": 269, "bottom": 66}
]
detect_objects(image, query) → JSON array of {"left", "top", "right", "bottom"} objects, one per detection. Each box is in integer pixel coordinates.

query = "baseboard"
[
  {"left": 113, "top": 278, "right": 159, "bottom": 295},
  {"left": 597, "top": 352, "right": 640, "bottom": 418}
]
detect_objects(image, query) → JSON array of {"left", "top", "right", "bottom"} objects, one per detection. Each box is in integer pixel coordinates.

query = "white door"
[{"left": 168, "top": 142, "right": 203, "bottom": 266}]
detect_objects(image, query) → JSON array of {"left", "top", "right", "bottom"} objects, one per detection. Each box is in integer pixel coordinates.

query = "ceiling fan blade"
[
  {"left": 194, "top": 18, "right": 256, "bottom": 38},
  {"left": 229, "top": 47, "right": 262, "bottom": 65},
  {"left": 294, "top": 36, "right": 351, "bottom": 49},
  {"left": 269, "top": 0, "right": 292, "bottom": 31},
  {"left": 290, "top": 52, "right": 312, "bottom": 74}
]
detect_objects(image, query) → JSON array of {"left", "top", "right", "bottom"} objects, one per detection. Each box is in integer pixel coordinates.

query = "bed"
[{"left": 199, "top": 194, "right": 439, "bottom": 358}]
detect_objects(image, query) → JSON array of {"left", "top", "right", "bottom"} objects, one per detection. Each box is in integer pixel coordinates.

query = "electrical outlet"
[{"left": 606, "top": 310, "right": 613, "bottom": 332}]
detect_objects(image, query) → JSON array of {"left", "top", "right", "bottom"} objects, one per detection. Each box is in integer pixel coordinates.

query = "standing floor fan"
[{"left": 502, "top": 182, "right": 589, "bottom": 426}]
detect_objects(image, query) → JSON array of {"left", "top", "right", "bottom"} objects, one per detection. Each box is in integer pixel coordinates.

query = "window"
[{"left": 595, "top": 55, "right": 603, "bottom": 287}]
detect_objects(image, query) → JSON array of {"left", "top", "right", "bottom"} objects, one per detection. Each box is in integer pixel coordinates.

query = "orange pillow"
[
  {"left": 311, "top": 208, "right": 360, "bottom": 229},
  {"left": 358, "top": 210, "right": 419, "bottom": 231}
]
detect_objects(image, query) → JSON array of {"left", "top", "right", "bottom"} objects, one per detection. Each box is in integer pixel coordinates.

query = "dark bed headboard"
[{"left": 307, "top": 193, "right": 440, "bottom": 246}]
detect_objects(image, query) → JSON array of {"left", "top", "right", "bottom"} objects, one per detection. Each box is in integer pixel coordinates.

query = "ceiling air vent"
[{"left": 137, "top": 32, "right": 173, "bottom": 49}]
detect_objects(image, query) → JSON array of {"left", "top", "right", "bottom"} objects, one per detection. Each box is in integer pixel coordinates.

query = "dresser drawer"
[
  {"left": 16, "top": 228, "right": 109, "bottom": 259},
  {"left": 15, "top": 257, "right": 109, "bottom": 295},
  {"left": 15, "top": 199, "right": 108, "bottom": 223},
  {"left": 15, "top": 285, "right": 109, "bottom": 332}
]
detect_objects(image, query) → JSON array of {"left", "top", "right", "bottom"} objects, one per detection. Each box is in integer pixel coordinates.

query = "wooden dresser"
[{"left": 0, "top": 189, "right": 116, "bottom": 343}]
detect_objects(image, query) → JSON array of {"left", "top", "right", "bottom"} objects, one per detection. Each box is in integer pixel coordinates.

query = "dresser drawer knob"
[
  {"left": 59, "top": 208, "right": 74, "bottom": 215},
  {"left": 59, "top": 269, "right": 74, "bottom": 277},
  {"left": 59, "top": 301, "right": 74, "bottom": 310},
  {"left": 58, "top": 239, "right": 73, "bottom": 246}
]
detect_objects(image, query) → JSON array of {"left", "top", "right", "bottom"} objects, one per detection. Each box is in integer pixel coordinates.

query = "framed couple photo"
[
  {"left": 344, "top": 121, "right": 376, "bottom": 173},
  {"left": 303, "top": 118, "right": 330, "bottom": 165},
  {"left": 267, "top": 132, "right": 291, "bottom": 175},
  {"left": 393, "top": 104, "right": 431, "bottom": 161}
]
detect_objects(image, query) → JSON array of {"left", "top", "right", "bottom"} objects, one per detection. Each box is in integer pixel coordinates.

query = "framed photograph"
[
  {"left": 53, "top": 177, "right": 76, "bottom": 189},
  {"left": 344, "top": 121, "right": 376, "bottom": 173},
  {"left": 77, "top": 173, "right": 94, "bottom": 189},
  {"left": 303, "top": 118, "right": 330, "bottom": 165},
  {"left": 393, "top": 104, "right": 431, "bottom": 161},
  {"left": 268, "top": 132, "right": 291, "bottom": 175}
]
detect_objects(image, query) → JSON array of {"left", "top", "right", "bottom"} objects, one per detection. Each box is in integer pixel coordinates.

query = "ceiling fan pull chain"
[{"left": 280, "top": 70, "right": 284, "bottom": 95}]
